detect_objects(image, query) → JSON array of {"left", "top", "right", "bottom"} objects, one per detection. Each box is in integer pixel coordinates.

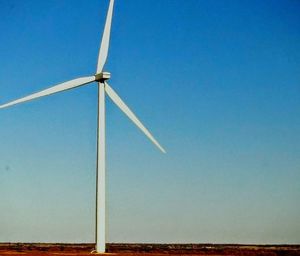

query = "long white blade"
[
  {"left": 0, "top": 76, "right": 95, "bottom": 109},
  {"left": 105, "top": 82, "right": 166, "bottom": 153},
  {"left": 96, "top": 0, "right": 115, "bottom": 73}
]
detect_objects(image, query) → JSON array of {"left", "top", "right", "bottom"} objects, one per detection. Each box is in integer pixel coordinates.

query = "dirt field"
[{"left": 0, "top": 243, "right": 300, "bottom": 256}]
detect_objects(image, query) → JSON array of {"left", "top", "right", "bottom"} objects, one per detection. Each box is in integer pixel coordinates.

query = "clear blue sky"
[{"left": 0, "top": 0, "right": 300, "bottom": 244}]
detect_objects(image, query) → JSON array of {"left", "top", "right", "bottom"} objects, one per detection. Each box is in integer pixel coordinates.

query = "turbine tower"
[{"left": 0, "top": 0, "right": 165, "bottom": 253}]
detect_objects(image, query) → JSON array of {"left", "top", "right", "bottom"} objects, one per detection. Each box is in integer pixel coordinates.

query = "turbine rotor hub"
[{"left": 95, "top": 72, "right": 111, "bottom": 82}]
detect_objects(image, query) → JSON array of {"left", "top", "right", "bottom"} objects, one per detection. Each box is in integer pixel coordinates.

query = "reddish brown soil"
[{"left": 0, "top": 243, "right": 299, "bottom": 256}]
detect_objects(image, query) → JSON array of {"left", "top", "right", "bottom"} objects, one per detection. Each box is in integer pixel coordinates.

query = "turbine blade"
[
  {"left": 96, "top": 0, "right": 115, "bottom": 73},
  {"left": 105, "top": 82, "right": 166, "bottom": 153},
  {"left": 0, "top": 76, "right": 95, "bottom": 109}
]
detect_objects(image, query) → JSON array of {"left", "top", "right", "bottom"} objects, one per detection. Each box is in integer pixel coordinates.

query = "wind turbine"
[{"left": 0, "top": 0, "right": 165, "bottom": 253}]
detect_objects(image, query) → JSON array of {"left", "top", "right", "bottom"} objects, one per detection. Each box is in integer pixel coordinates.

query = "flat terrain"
[{"left": 0, "top": 243, "right": 300, "bottom": 256}]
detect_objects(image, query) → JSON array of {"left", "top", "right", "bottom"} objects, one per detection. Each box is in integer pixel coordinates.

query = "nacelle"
[{"left": 95, "top": 72, "right": 111, "bottom": 82}]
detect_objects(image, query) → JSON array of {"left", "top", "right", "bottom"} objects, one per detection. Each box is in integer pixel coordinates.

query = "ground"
[{"left": 0, "top": 243, "right": 300, "bottom": 256}]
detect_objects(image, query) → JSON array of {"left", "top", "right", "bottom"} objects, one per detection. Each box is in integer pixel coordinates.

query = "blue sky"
[{"left": 0, "top": 0, "right": 300, "bottom": 244}]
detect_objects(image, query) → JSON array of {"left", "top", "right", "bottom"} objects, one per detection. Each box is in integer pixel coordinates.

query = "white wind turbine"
[{"left": 0, "top": 0, "right": 165, "bottom": 253}]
